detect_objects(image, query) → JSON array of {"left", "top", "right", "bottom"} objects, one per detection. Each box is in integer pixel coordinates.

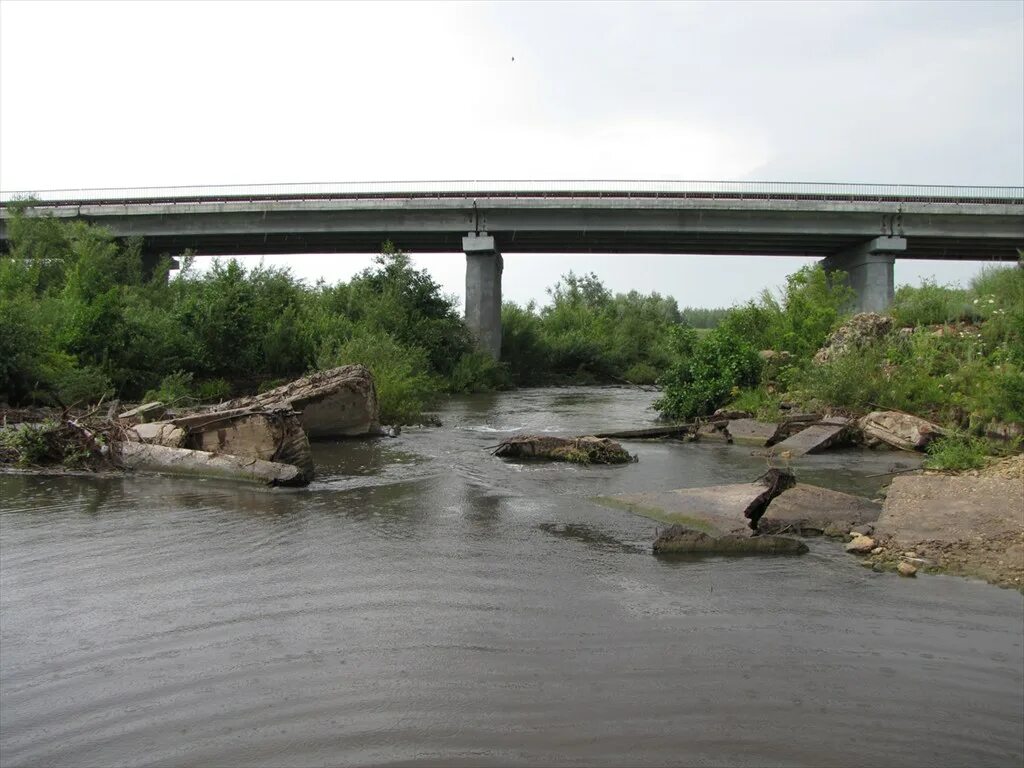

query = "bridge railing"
[{"left": 1, "top": 180, "right": 1022, "bottom": 205}]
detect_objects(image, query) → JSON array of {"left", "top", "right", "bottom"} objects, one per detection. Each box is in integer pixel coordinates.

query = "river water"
[{"left": 2, "top": 387, "right": 1022, "bottom": 767}]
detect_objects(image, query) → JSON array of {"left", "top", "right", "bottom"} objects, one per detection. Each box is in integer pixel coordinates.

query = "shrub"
[
  {"left": 144, "top": 370, "right": 196, "bottom": 405},
  {"left": 891, "top": 280, "right": 973, "bottom": 326},
  {"left": 655, "top": 325, "right": 762, "bottom": 420},
  {"left": 923, "top": 433, "right": 990, "bottom": 471},
  {"left": 448, "top": 351, "right": 512, "bottom": 393},
  {"left": 317, "top": 330, "right": 438, "bottom": 425}
]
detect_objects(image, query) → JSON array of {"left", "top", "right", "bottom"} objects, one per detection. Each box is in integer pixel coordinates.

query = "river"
[{"left": 2, "top": 387, "right": 1022, "bottom": 767}]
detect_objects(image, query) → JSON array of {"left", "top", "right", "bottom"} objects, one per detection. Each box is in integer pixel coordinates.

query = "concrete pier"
[
  {"left": 822, "top": 236, "right": 905, "bottom": 313},
  {"left": 463, "top": 232, "right": 503, "bottom": 359}
]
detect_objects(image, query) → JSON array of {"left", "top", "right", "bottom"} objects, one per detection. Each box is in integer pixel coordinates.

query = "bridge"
[{"left": 1, "top": 180, "right": 1022, "bottom": 358}]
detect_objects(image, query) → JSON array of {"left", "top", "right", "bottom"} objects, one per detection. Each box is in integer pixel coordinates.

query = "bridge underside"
[
  {"left": 1, "top": 191, "right": 1020, "bottom": 358},
  {"left": 120, "top": 231, "right": 1019, "bottom": 261}
]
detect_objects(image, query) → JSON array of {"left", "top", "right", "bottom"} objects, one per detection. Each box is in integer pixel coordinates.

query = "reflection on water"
[{"left": 1, "top": 387, "right": 1021, "bottom": 768}]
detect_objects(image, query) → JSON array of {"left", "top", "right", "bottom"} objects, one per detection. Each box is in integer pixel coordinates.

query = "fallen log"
[
  {"left": 592, "top": 424, "right": 695, "bottom": 440},
  {"left": 741, "top": 468, "right": 797, "bottom": 530},
  {"left": 114, "top": 442, "right": 307, "bottom": 487},
  {"left": 493, "top": 435, "right": 635, "bottom": 464}
]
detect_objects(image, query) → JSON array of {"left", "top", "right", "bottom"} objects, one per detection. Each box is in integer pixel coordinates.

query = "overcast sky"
[{"left": 1, "top": 0, "right": 1022, "bottom": 308}]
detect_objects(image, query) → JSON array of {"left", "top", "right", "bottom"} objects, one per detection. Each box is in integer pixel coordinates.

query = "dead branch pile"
[{"left": 0, "top": 415, "right": 129, "bottom": 471}]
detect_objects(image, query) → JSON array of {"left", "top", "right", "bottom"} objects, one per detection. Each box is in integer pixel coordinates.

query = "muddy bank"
[{"left": 847, "top": 458, "right": 1024, "bottom": 589}]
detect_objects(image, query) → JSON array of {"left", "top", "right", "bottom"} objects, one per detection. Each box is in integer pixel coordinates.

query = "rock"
[
  {"left": 983, "top": 419, "right": 1024, "bottom": 444},
  {"left": 727, "top": 418, "right": 778, "bottom": 447},
  {"left": 897, "top": 561, "right": 918, "bottom": 577},
  {"left": 125, "top": 421, "right": 186, "bottom": 448},
  {"left": 871, "top": 547, "right": 883, "bottom": 555},
  {"left": 814, "top": 313, "right": 894, "bottom": 364},
  {"left": 173, "top": 406, "right": 314, "bottom": 483},
  {"left": 596, "top": 483, "right": 773, "bottom": 536},
  {"left": 114, "top": 442, "right": 307, "bottom": 487},
  {"left": 713, "top": 408, "right": 752, "bottom": 419},
  {"left": 770, "top": 418, "right": 851, "bottom": 457},
  {"left": 823, "top": 521, "right": 851, "bottom": 539},
  {"left": 118, "top": 402, "right": 167, "bottom": 423},
  {"left": 875, "top": 475, "right": 1023, "bottom": 545},
  {"left": 596, "top": 470, "right": 795, "bottom": 535},
  {"left": 765, "top": 413, "right": 821, "bottom": 445},
  {"left": 858, "top": 411, "right": 945, "bottom": 452},
  {"left": 696, "top": 421, "right": 732, "bottom": 442},
  {"left": 759, "top": 485, "right": 881, "bottom": 535},
  {"left": 220, "top": 365, "right": 380, "bottom": 439},
  {"left": 652, "top": 525, "right": 808, "bottom": 556},
  {"left": 845, "top": 535, "right": 877, "bottom": 554},
  {"left": 494, "top": 435, "right": 633, "bottom": 464}
]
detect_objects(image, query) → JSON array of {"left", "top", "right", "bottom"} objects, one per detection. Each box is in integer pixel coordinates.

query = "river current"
[{"left": 2, "top": 387, "right": 1022, "bottom": 767}]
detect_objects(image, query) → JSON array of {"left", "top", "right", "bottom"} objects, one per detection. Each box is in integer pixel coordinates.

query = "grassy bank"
[{"left": 654, "top": 260, "right": 1024, "bottom": 466}]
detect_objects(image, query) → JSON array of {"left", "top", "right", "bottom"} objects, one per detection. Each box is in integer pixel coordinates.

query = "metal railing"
[{"left": 1, "top": 179, "right": 1022, "bottom": 205}]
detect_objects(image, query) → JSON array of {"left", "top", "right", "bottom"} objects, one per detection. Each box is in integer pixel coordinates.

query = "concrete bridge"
[{"left": 1, "top": 181, "right": 1022, "bottom": 358}]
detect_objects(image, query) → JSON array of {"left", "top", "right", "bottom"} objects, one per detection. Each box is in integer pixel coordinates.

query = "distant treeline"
[{"left": 678, "top": 306, "right": 729, "bottom": 328}]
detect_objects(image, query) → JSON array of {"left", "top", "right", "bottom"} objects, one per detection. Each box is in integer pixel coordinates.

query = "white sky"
[{"left": 1, "top": 0, "right": 1022, "bottom": 309}]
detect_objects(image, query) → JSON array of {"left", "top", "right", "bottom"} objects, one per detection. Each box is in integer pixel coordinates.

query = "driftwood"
[
  {"left": 593, "top": 424, "right": 696, "bottom": 440},
  {"left": 114, "top": 442, "right": 307, "bottom": 487},
  {"left": 741, "top": 468, "right": 797, "bottom": 531},
  {"left": 493, "top": 435, "right": 634, "bottom": 465}
]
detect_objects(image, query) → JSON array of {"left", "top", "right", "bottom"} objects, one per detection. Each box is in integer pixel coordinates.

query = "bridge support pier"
[
  {"left": 463, "top": 232, "right": 503, "bottom": 359},
  {"left": 822, "top": 236, "right": 905, "bottom": 314}
]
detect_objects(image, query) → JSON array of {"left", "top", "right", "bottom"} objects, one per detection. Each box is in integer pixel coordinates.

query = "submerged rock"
[
  {"left": 494, "top": 435, "right": 634, "bottom": 465},
  {"left": 652, "top": 525, "right": 808, "bottom": 556},
  {"left": 845, "top": 535, "right": 877, "bottom": 554},
  {"left": 759, "top": 485, "right": 881, "bottom": 536},
  {"left": 897, "top": 561, "right": 918, "bottom": 577}
]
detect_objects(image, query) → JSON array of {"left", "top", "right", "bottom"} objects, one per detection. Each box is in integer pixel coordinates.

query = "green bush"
[
  {"left": 655, "top": 325, "right": 762, "bottom": 420},
  {"left": 194, "top": 378, "right": 232, "bottom": 403},
  {"left": 923, "top": 433, "right": 990, "bottom": 471},
  {"left": 448, "top": 351, "right": 511, "bottom": 393},
  {"left": 891, "top": 279, "right": 973, "bottom": 326},
  {"left": 318, "top": 330, "right": 439, "bottom": 425},
  {"left": 143, "top": 370, "right": 196, "bottom": 405}
]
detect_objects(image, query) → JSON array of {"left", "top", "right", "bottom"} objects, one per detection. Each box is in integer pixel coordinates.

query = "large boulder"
[
  {"left": 814, "top": 313, "right": 894, "bottom": 364},
  {"left": 173, "top": 406, "right": 314, "bottom": 482},
  {"left": 858, "top": 411, "right": 944, "bottom": 452},
  {"left": 222, "top": 365, "right": 380, "bottom": 439}
]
